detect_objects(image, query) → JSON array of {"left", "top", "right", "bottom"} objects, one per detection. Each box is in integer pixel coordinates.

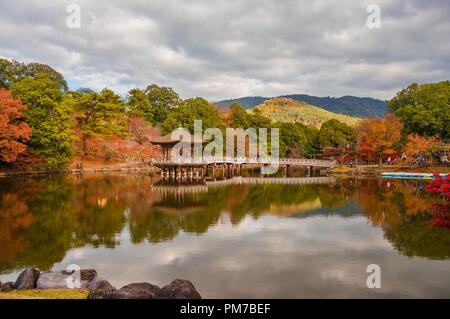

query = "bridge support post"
[
  {"left": 240, "top": 164, "right": 243, "bottom": 175},
  {"left": 261, "top": 163, "right": 267, "bottom": 177},
  {"left": 222, "top": 164, "right": 225, "bottom": 179},
  {"left": 212, "top": 163, "right": 216, "bottom": 181}
]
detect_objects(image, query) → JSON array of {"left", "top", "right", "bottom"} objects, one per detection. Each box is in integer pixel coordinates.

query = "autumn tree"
[
  {"left": 356, "top": 115, "right": 404, "bottom": 164},
  {"left": 425, "top": 173, "right": 450, "bottom": 229},
  {"left": 11, "top": 73, "right": 73, "bottom": 169},
  {"left": 405, "top": 133, "right": 439, "bottom": 163},
  {"left": 67, "top": 88, "right": 127, "bottom": 155},
  {"left": 0, "top": 89, "right": 32, "bottom": 163}
]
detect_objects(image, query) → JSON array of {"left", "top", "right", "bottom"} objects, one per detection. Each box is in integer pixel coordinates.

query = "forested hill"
[
  {"left": 217, "top": 94, "right": 387, "bottom": 118},
  {"left": 252, "top": 98, "right": 360, "bottom": 127}
]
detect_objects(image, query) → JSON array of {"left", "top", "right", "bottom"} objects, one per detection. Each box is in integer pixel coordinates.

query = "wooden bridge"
[{"left": 151, "top": 156, "right": 336, "bottom": 178}]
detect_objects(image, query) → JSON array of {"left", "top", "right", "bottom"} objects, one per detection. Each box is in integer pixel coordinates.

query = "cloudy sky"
[{"left": 0, "top": 0, "right": 449, "bottom": 101}]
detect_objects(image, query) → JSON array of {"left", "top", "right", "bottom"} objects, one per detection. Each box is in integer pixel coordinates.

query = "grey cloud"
[{"left": 0, "top": 0, "right": 448, "bottom": 100}]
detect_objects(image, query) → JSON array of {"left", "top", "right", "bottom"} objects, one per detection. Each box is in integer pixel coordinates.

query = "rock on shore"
[
  {"left": 13, "top": 268, "right": 40, "bottom": 290},
  {"left": 86, "top": 277, "right": 116, "bottom": 299},
  {"left": 1, "top": 281, "right": 14, "bottom": 292},
  {"left": 2, "top": 268, "right": 201, "bottom": 299},
  {"left": 37, "top": 269, "right": 97, "bottom": 289},
  {"left": 157, "top": 279, "right": 202, "bottom": 299},
  {"left": 110, "top": 283, "right": 161, "bottom": 299}
]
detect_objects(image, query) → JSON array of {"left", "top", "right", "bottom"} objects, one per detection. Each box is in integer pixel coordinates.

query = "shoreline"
[
  {"left": 0, "top": 268, "right": 201, "bottom": 299},
  {"left": 329, "top": 165, "right": 450, "bottom": 177},
  {"left": 1, "top": 164, "right": 448, "bottom": 178},
  {"left": 0, "top": 165, "right": 160, "bottom": 177}
]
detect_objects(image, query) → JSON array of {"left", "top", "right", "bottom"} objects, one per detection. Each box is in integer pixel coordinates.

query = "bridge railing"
[{"left": 150, "top": 156, "right": 336, "bottom": 167}]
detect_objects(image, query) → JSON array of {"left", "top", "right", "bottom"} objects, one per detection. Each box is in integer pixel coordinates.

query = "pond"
[{"left": 0, "top": 172, "right": 449, "bottom": 298}]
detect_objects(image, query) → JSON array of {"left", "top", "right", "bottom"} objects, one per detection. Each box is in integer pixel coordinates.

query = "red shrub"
[{"left": 425, "top": 173, "right": 450, "bottom": 229}]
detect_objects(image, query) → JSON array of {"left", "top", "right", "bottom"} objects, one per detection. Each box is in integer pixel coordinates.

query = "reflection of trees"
[
  {"left": 128, "top": 187, "right": 227, "bottom": 243},
  {"left": 0, "top": 193, "right": 33, "bottom": 266},
  {"left": 385, "top": 214, "right": 450, "bottom": 260},
  {"left": 357, "top": 179, "right": 433, "bottom": 230},
  {"left": 129, "top": 211, "right": 181, "bottom": 243},
  {"left": 0, "top": 175, "right": 154, "bottom": 272},
  {"left": 228, "top": 184, "right": 324, "bottom": 222},
  {"left": 317, "top": 179, "right": 357, "bottom": 210},
  {"left": 356, "top": 179, "right": 450, "bottom": 259},
  {"left": 2, "top": 174, "right": 448, "bottom": 274}
]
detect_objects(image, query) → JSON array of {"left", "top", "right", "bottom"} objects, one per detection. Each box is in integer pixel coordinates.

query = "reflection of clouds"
[
  {"left": 71, "top": 248, "right": 85, "bottom": 259},
  {"left": 31, "top": 213, "right": 450, "bottom": 298},
  {"left": 320, "top": 269, "right": 347, "bottom": 282}
]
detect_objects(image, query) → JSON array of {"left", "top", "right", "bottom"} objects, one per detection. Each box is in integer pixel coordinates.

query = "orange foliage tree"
[
  {"left": 356, "top": 114, "right": 404, "bottom": 164},
  {"left": 84, "top": 116, "right": 162, "bottom": 162},
  {"left": 0, "top": 89, "right": 32, "bottom": 163},
  {"left": 405, "top": 133, "right": 439, "bottom": 164}
]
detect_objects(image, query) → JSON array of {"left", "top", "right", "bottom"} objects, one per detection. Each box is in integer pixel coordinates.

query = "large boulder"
[
  {"left": 1, "top": 281, "right": 14, "bottom": 292},
  {"left": 86, "top": 277, "right": 116, "bottom": 299},
  {"left": 36, "top": 269, "right": 97, "bottom": 289},
  {"left": 111, "top": 283, "right": 160, "bottom": 299},
  {"left": 157, "top": 279, "right": 201, "bottom": 299},
  {"left": 13, "top": 268, "right": 40, "bottom": 290}
]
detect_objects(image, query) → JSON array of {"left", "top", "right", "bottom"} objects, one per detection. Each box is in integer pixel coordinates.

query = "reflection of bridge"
[
  {"left": 151, "top": 157, "right": 336, "bottom": 178},
  {"left": 151, "top": 176, "right": 335, "bottom": 195}
]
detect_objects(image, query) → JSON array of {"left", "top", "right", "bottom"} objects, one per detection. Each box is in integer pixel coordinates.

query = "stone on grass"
[
  {"left": 111, "top": 283, "right": 160, "bottom": 299},
  {"left": 36, "top": 269, "right": 97, "bottom": 289},
  {"left": 157, "top": 279, "right": 201, "bottom": 299},
  {"left": 86, "top": 277, "right": 116, "bottom": 299},
  {"left": 13, "top": 268, "right": 40, "bottom": 290}
]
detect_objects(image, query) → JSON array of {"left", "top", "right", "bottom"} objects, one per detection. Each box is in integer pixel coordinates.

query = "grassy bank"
[
  {"left": 329, "top": 165, "right": 450, "bottom": 175},
  {"left": 0, "top": 289, "right": 89, "bottom": 299}
]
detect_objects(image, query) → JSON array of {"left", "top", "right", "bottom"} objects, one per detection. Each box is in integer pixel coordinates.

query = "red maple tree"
[
  {"left": 425, "top": 173, "right": 450, "bottom": 229},
  {"left": 0, "top": 89, "right": 32, "bottom": 163}
]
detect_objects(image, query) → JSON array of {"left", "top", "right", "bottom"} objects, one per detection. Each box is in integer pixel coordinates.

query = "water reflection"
[{"left": 0, "top": 173, "right": 449, "bottom": 297}]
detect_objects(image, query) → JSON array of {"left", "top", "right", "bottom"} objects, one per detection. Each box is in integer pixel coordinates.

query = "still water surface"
[{"left": 0, "top": 173, "right": 449, "bottom": 298}]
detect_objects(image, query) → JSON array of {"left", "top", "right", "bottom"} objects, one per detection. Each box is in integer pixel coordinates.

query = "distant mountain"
[
  {"left": 216, "top": 94, "right": 387, "bottom": 118},
  {"left": 251, "top": 98, "right": 360, "bottom": 127}
]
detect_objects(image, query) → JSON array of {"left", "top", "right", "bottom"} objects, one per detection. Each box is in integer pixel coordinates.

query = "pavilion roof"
[{"left": 150, "top": 128, "right": 207, "bottom": 145}]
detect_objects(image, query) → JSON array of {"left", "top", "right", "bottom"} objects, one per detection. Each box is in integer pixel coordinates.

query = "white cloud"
[{"left": 0, "top": 0, "right": 448, "bottom": 100}]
